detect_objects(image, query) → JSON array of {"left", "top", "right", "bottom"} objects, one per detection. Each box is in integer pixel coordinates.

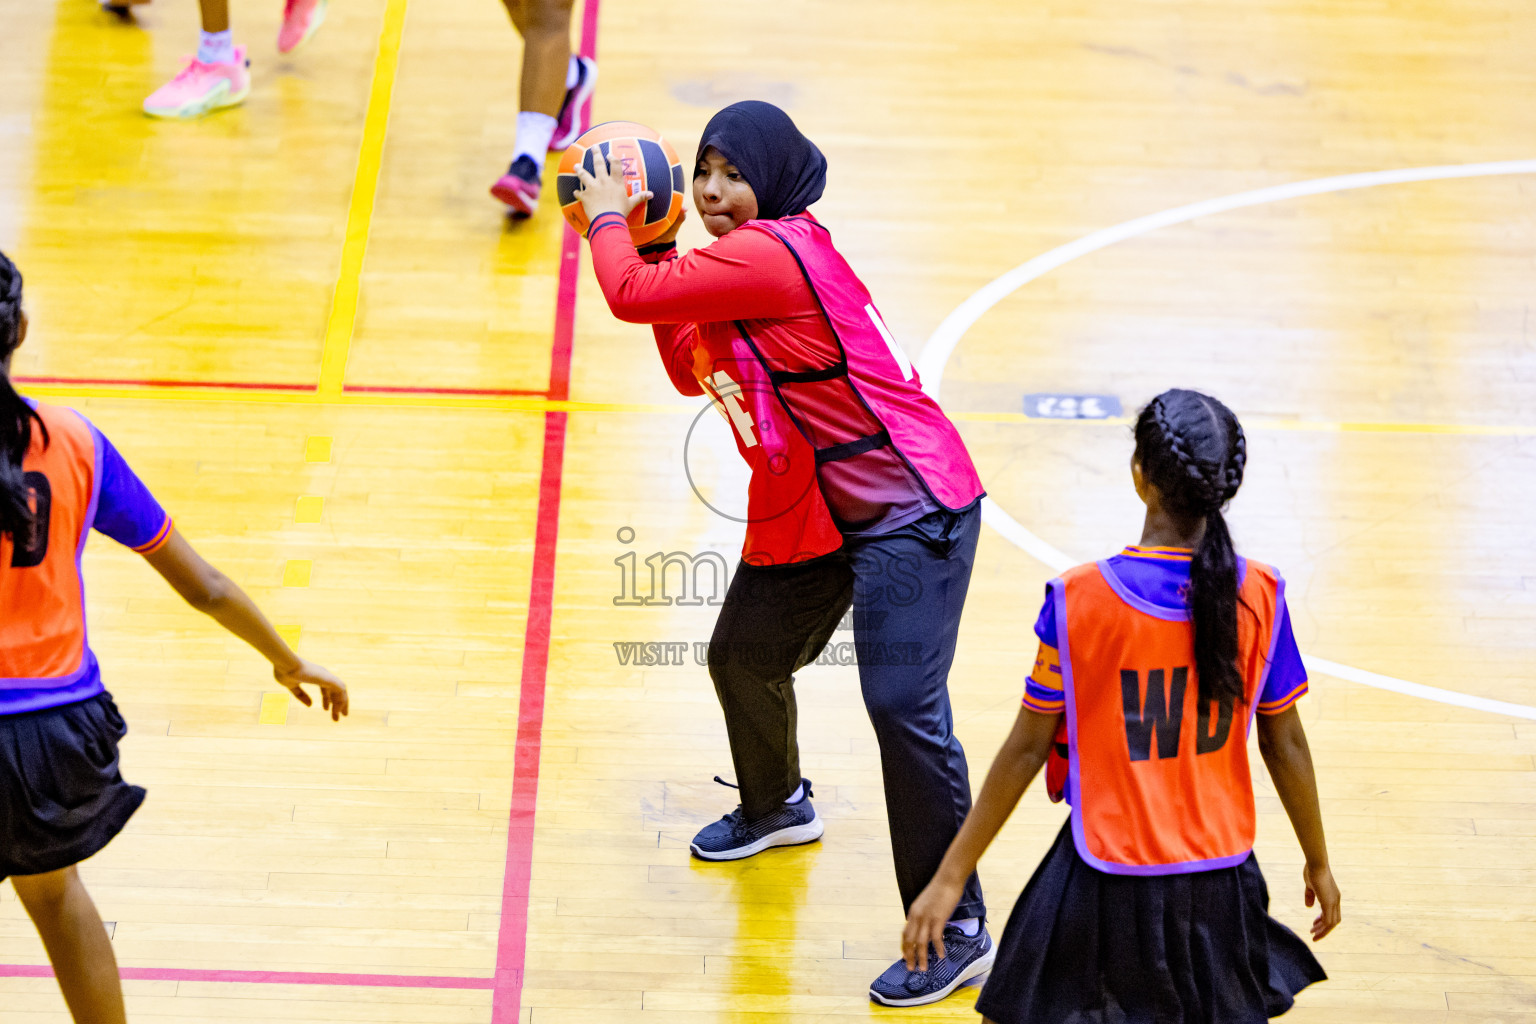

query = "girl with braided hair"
[
  {"left": 902, "top": 388, "right": 1339, "bottom": 1023},
  {"left": 0, "top": 251, "right": 347, "bottom": 1023}
]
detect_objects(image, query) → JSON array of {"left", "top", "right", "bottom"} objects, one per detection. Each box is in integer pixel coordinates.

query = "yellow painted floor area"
[{"left": 2, "top": 0, "right": 1535, "bottom": 1021}]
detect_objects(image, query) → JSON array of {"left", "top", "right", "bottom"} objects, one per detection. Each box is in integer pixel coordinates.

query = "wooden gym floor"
[{"left": 1, "top": 0, "right": 1534, "bottom": 1020}]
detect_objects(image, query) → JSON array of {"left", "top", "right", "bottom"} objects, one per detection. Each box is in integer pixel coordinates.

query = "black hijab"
[{"left": 696, "top": 101, "right": 827, "bottom": 220}]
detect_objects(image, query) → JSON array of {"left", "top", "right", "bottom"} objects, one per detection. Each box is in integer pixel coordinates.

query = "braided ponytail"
[
  {"left": 1134, "top": 389, "right": 1247, "bottom": 703},
  {"left": 0, "top": 250, "right": 47, "bottom": 542}
]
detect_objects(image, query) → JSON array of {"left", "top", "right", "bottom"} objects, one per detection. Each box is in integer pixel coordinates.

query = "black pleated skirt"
[
  {"left": 0, "top": 693, "right": 145, "bottom": 880},
  {"left": 975, "top": 820, "right": 1325, "bottom": 1024}
]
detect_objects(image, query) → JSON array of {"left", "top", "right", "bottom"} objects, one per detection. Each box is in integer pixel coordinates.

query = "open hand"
[
  {"left": 572, "top": 147, "right": 652, "bottom": 229},
  {"left": 1303, "top": 863, "right": 1341, "bottom": 940},
  {"left": 901, "top": 877, "right": 965, "bottom": 972},
  {"left": 275, "top": 658, "right": 349, "bottom": 722}
]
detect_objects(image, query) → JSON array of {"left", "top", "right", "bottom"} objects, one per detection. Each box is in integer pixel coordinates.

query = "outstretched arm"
[
  {"left": 1257, "top": 706, "right": 1339, "bottom": 940},
  {"left": 141, "top": 531, "right": 348, "bottom": 721},
  {"left": 902, "top": 707, "right": 1061, "bottom": 971}
]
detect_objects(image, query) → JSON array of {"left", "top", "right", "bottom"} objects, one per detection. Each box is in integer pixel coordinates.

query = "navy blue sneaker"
[
  {"left": 689, "top": 778, "right": 824, "bottom": 861},
  {"left": 869, "top": 924, "right": 995, "bottom": 1007}
]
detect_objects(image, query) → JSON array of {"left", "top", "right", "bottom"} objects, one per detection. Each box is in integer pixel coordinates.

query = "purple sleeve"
[
  {"left": 1022, "top": 586, "right": 1065, "bottom": 711},
  {"left": 1033, "top": 585, "right": 1057, "bottom": 647},
  {"left": 1257, "top": 600, "right": 1308, "bottom": 714},
  {"left": 91, "top": 426, "right": 173, "bottom": 552}
]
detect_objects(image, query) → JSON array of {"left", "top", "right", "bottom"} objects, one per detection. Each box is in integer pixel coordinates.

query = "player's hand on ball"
[
  {"left": 653, "top": 207, "right": 686, "bottom": 246},
  {"left": 275, "top": 658, "right": 350, "bottom": 721},
  {"left": 573, "top": 149, "right": 651, "bottom": 226}
]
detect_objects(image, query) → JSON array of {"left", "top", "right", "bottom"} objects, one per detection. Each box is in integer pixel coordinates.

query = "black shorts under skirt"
[
  {"left": 975, "top": 820, "right": 1325, "bottom": 1024},
  {"left": 0, "top": 693, "right": 145, "bottom": 881}
]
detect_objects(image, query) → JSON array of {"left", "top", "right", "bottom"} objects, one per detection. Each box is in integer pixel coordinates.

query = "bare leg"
[
  {"left": 500, "top": 0, "right": 576, "bottom": 117},
  {"left": 198, "top": 0, "right": 230, "bottom": 34},
  {"left": 12, "top": 867, "right": 128, "bottom": 1024}
]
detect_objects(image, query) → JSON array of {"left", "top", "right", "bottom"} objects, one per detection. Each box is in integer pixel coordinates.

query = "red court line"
[
  {"left": 547, "top": 242, "right": 578, "bottom": 402},
  {"left": 486, "top": 246, "right": 578, "bottom": 1017},
  {"left": 490, "top": 406, "right": 567, "bottom": 1022},
  {"left": 0, "top": 964, "right": 491, "bottom": 990},
  {"left": 487, "top": 8, "right": 599, "bottom": 1019},
  {"left": 545, "top": 0, "right": 599, "bottom": 405},
  {"left": 16, "top": 376, "right": 558, "bottom": 399},
  {"left": 546, "top": 218, "right": 583, "bottom": 406},
  {"left": 343, "top": 384, "right": 551, "bottom": 397},
  {"left": 14, "top": 375, "right": 313, "bottom": 391},
  {"left": 17, "top": 375, "right": 558, "bottom": 399}
]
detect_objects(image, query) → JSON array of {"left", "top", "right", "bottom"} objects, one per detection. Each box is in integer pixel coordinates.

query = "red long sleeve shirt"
[{"left": 589, "top": 212, "right": 938, "bottom": 534}]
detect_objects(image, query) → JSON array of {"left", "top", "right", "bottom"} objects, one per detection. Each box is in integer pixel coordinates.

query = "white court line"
[{"left": 919, "top": 159, "right": 1536, "bottom": 721}]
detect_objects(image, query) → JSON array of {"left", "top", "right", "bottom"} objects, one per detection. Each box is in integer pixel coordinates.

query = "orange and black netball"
[{"left": 557, "top": 121, "right": 685, "bottom": 244}]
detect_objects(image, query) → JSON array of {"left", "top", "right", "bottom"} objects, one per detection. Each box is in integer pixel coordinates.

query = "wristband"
[
  {"left": 586, "top": 211, "right": 629, "bottom": 238},
  {"left": 636, "top": 240, "right": 677, "bottom": 257}
]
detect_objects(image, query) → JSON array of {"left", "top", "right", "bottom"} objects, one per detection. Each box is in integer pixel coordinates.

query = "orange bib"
[
  {"left": 1055, "top": 557, "right": 1283, "bottom": 875},
  {"left": 0, "top": 403, "right": 98, "bottom": 684}
]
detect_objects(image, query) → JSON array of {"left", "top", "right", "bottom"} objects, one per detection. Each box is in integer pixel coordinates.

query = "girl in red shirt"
[{"left": 573, "top": 102, "right": 995, "bottom": 1006}]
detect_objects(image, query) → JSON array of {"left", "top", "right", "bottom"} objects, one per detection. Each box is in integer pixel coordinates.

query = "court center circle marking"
[{"left": 916, "top": 159, "right": 1536, "bottom": 720}]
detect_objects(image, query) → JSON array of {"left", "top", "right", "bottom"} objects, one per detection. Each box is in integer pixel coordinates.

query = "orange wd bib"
[{"left": 1054, "top": 557, "right": 1284, "bottom": 875}]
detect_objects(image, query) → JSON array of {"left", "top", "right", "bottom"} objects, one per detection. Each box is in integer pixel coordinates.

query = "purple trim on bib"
[
  {"left": 1096, "top": 559, "right": 1187, "bottom": 621},
  {"left": 1096, "top": 556, "right": 1249, "bottom": 622},
  {"left": 0, "top": 668, "right": 95, "bottom": 691},
  {"left": 1078, "top": 846, "right": 1255, "bottom": 877},
  {"left": 1056, "top": 577, "right": 1096, "bottom": 869}
]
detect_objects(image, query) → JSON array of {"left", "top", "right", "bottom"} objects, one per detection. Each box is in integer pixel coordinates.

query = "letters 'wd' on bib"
[{"left": 1054, "top": 558, "right": 1285, "bottom": 875}]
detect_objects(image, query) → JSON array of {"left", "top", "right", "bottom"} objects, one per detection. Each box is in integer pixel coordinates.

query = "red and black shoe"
[{"left": 490, "top": 155, "right": 541, "bottom": 218}]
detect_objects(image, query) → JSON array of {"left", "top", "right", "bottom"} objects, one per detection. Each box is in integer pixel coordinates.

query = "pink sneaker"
[
  {"left": 490, "top": 155, "right": 541, "bottom": 217},
  {"left": 549, "top": 56, "right": 598, "bottom": 151},
  {"left": 143, "top": 47, "right": 250, "bottom": 119},
  {"left": 279, "top": 0, "right": 327, "bottom": 54}
]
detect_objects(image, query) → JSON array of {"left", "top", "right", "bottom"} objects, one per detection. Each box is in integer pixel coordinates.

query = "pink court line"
[
  {"left": 545, "top": 0, "right": 602, "bottom": 407},
  {"left": 487, "top": 8, "right": 598, "bottom": 1017},
  {"left": 0, "top": 964, "right": 491, "bottom": 990},
  {"left": 490, "top": 403, "right": 567, "bottom": 1020},
  {"left": 343, "top": 384, "right": 551, "bottom": 397},
  {"left": 14, "top": 375, "right": 314, "bottom": 391},
  {"left": 16, "top": 375, "right": 557, "bottom": 399}
]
